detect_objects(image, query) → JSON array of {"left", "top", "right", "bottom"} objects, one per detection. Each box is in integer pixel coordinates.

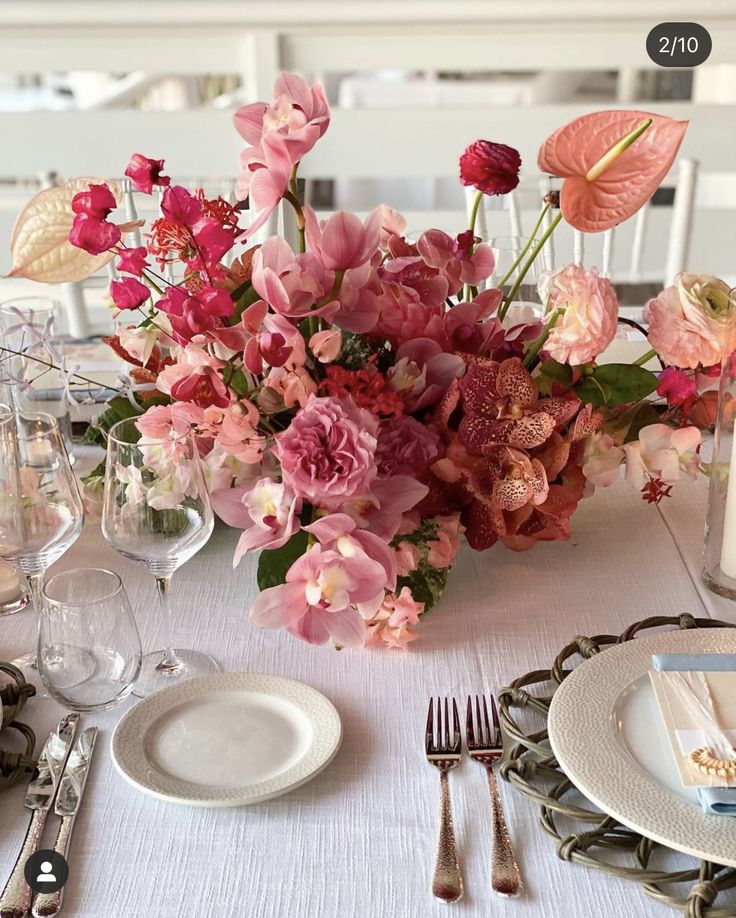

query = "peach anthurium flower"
[{"left": 538, "top": 110, "right": 688, "bottom": 232}]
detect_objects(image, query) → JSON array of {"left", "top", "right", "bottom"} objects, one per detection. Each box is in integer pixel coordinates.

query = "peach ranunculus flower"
[
  {"left": 542, "top": 264, "right": 618, "bottom": 366},
  {"left": 643, "top": 273, "right": 736, "bottom": 370}
]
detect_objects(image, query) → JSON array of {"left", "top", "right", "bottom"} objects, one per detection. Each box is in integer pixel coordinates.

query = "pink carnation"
[
  {"left": 543, "top": 265, "right": 618, "bottom": 366},
  {"left": 644, "top": 273, "right": 736, "bottom": 370},
  {"left": 274, "top": 395, "right": 378, "bottom": 509}
]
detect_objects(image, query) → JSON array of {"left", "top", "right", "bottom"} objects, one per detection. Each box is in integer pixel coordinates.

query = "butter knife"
[
  {"left": 31, "top": 728, "right": 98, "bottom": 918},
  {"left": 0, "top": 713, "right": 79, "bottom": 918}
]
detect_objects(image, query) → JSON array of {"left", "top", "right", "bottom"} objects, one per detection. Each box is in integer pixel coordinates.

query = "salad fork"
[
  {"left": 466, "top": 694, "right": 523, "bottom": 897},
  {"left": 425, "top": 697, "right": 463, "bottom": 903}
]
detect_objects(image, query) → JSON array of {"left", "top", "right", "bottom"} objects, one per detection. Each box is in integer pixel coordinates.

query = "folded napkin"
[{"left": 653, "top": 652, "right": 736, "bottom": 816}]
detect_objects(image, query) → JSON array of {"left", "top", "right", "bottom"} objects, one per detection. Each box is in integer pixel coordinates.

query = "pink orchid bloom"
[
  {"left": 234, "top": 72, "right": 330, "bottom": 150},
  {"left": 303, "top": 512, "right": 397, "bottom": 593},
  {"left": 331, "top": 263, "right": 383, "bottom": 333},
  {"left": 538, "top": 110, "right": 688, "bottom": 232},
  {"left": 124, "top": 154, "right": 170, "bottom": 195},
  {"left": 388, "top": 338, "right": 465, "bottom": 411},
  {"left": 378, "top": 256, "right": 449, "bottom": 311},
  {"left": 305, "top": 207, "right": 381, "bottom": 271},
  {"left": 116, "top": 246, "right": 149, "bottom": 276},
  {"left": 249, "top": 543, "right": 384, "bottom": 648},
  {"left": 251, "top": 236, "right": 336, "bottom": 320},
  {"left": 345, "top": 475, "right": 429, "bottom": 541},
  {"left": 110, "top": 276, "right": 150, "bottom": 311},
  {"left": 210, "top": 300, "right": 269, "bottom": 362},
  {"left": 417, "top": 229, "right": 495, "bottom": 294},
  {"left": 68, "top": 214, "right": 121, "bottom": 255},
  {"left": 309, "top": 328, "right": 342, "bottom": 363},
  {"left": 237, "top": 133, "right": 294, "bottom": 237},
  {"left": 156, "top": 285, "right": 235, "bottom": 344},
  {"left": 71, "top": 183, "right": 117, "bottom": 221},
  {"left": 157, "top": 345, "right": 230, "bottom": 409},
  {"left": 373, "top": 280, "right": 446, "bottom": 348},
  {"left": 211, "top": 477, "right": 301, "bottom": 565},
  {"left": 443, "top": 291, "right": 504, "bottom": 355},
  {"left": 373, "top": 205, "right": 408, "bottom": 250},
  {"left": 622, "top": 423, "right": 701, "bottom": 490}
]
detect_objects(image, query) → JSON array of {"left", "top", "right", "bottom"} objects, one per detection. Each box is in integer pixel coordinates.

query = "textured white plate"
[
  {"left": 548, "top": 628, "right": 736, "bottom": 866},
  {"left": 111, "top": 673, "right": 342, "bottom": 807}
]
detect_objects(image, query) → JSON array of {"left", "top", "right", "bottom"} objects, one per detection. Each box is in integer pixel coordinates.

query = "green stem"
[
  {"left": 467, "top": 190, "right": 484, "bottom": 233},
  {"left": 287, "top": 165, "right": 306, "bottom": 254},
  {"left": 496, "top": 203, "right": 550, "bottom": 289},
  {"left": 633, "top": 347, "right": 657, "bottom": 367},
  {"left": 498, "top": 211, "right": 563, "bottom": 322},
  {"left": 522, "top": 308, "right": 563, "bottom": 369}
]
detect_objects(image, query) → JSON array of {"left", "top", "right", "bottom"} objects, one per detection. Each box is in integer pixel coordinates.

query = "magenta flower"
[
  {"left": 274, "top": 394, "right": 379, "bottom": 510},
  {"left": 68, "top": 214, "right": 121, "bottom": 255},
  {"left": 116, "top": 246, "right": 149, "bottom": 276},
  {"left": 211, "top": 477, "right": 302, "bottom": 565},
  {"left": 157, "top": 345, "right": 230, "bottom": 410},
  {"left": 459, "top": 140, "right": 521, "bottom": 196},
  {"left": 157, "top": 285, "right": 235, "bottom": 344},
  {"left": 71, "top": 183, "right": 117, "bottom": 220},
  {"left": 110, "top": 276, "right": 150, "bottom": 311},
  {"left": 657, "top": 367, "right": 698, "bottom": 406},
  {"left": 124, "top": 153, "right": 170, "bottom": 195},
  {"left": 191, "top": 217, "right": 234, "bottom": 267},
  {"left": 387, "top": 339, "right": 465, "bottom": 411},
  {"left": 305, "top": 208, "right": 381, "bottom": 271},
  {"left": 249, "top": 543, "right": 384, "bottom": 648},
  {"left": 160, "top": 185, "right": 202, "bottom": 227}
]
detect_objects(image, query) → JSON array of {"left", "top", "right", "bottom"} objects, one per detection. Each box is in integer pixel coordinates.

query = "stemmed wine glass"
[
  {"left": 101, "top": 418, "right": 219, "bottom": 696},
  {"left": 0, "top": 405, "right": 84, "bottom": 674}
]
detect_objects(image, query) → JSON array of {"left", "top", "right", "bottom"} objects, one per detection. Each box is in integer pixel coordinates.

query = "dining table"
[{"left": 0, "top": 467, "right": 734, "bottom": 918}]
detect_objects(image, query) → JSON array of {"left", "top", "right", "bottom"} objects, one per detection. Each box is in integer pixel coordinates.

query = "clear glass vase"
[{"left": 703, "top": 348, "right": 736, "bottom": 598}]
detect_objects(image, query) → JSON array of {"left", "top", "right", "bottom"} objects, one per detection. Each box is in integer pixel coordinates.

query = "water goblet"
[
  {"left": 38, "top": 568, "right": 142, "bottom": 711},
  {"left": 101, "top": 418, "right": 218, "bottom": 696}
]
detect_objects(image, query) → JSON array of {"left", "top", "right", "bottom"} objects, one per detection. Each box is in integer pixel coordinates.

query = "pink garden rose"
[
  {"left": 542, "top": 264, "right": 618, "bottom": 365},
  {"left": 644, "top": 273, "right": 736, "bottom": 369},
  {"left": 273, "top": 395, "right": 379, "bottom": 509}
]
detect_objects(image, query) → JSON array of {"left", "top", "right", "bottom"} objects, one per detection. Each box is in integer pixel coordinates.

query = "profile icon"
[{"left": 24, "top": 850, "right": 69, "bottom": 894}]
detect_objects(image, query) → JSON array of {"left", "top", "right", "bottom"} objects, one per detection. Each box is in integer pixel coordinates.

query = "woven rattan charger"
[
  {"left": 498, "top": 613, "right": 736, "bottom": 918},
  {"left": 0, "top": 662, "right": 36, "bottom": 790}
]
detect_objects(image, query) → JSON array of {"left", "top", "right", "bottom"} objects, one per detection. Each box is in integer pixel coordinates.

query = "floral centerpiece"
[{"left": 4, "top": 73, "right": 735, "bottom": 650}]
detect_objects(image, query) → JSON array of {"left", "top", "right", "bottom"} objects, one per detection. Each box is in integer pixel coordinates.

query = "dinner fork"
[
  {"left": 466, "top": 694, "right": 523, "bottom": 897},
  {"left": 425, "top": 697, "right": 463, "bottom": 903}
]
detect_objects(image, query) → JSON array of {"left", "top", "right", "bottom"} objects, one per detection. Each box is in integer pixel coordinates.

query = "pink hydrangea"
[
  {"left": 376, "top": 416, "right": 440, "bottom": 477},
  {"left": 644, "top": 273, "right": 736, "bottom": 369},
  {"left": 543, "top": 264, "right": 618, "bottom": 365},
  {"left": 273, "top": 395, "right": 378, "bottom": 509}
]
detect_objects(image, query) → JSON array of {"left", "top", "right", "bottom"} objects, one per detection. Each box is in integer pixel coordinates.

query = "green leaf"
[
  {"left": 574, "top": 363, "right": 658, "bottom": 407},
  {"left": 230, "top": 284, "right": 260, "bottom": 324},
  {"left": 256, "top": 530, "right": 309, "bottom": 591},
  {"left": 81, "top": 395, "right": 143, "bottom": 445},
  {"left": 397, "top": 565, "right": 450, "bottom": 612},
  {"left": 536, "top": 359, "right": 574, "bottom": 395}
]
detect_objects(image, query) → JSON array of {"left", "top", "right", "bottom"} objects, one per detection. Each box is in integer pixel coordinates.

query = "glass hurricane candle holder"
[{"left": 703, "top": 340, "right": 736, "bottom": 598}]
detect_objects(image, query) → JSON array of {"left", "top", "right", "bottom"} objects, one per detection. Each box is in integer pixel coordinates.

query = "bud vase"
[{"left": 703, "top": 350, "right": 736, "bottom": 598}]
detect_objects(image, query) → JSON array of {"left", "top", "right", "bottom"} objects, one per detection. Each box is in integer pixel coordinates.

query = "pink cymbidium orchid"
[{"left": 305, "top": 208, "right": 381, "bottom": 272}]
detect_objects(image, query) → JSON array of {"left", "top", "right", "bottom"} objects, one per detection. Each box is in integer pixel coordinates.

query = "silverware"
[
  {"left": 32, "top": 728, "right": 98, "bottom": 918},
  {"left": 0, "top": 713, "right": 79, "bottom": 918},
  {"left": 425, "top": 697, "right": 463, "bottom": 903},
  {"left": 466, "top": 695, "right": 522, "bottom": 898}
]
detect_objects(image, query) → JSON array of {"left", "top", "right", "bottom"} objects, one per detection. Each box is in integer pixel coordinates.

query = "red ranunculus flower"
[
  {"left": 459, "top": 140, "right": 521, "bottom": 196},
  {"left": 124, "top": 153, "right": 171, "bottom": 195}
]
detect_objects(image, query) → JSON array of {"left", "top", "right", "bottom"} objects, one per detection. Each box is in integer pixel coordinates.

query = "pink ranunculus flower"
[
  {"left": 656, "top": 367, "right": 698, "bottom": 406},
  {"left": 622, "top": 423, "right": 701, "bottom": 489},
  {"left": 124, "top": 154, "right": 170, "bottom": 194},
  {"left": 116, "top": 246, "right": 149, "bottom": 276},
  {"left": 394, "top": 541, "right": 421, "bottom": 576},
  {"left": 644, "top": 273, "right": 736, "bottom": 370},
  {"left": 249, "top": 543, "right": 385, "bottom": 648},
  {"left": 305, "top": 208, "right": 381, "bottom": 272},
  {"left": 376, "top": 416, "right": 440, "bottom": 478},
  {"left": 110, "top": 276, "right": 150, "bottom": 311},
  {"left": 309, "top": 328, "right": 342, "bottom": 363},
  {"left": 543, "top": 264, "right": 618, "bottom": 365},
  {"left": 157, "top": 345, "right": 230, "bottom": 409},
  {"left": 273, "top": 394, "right": 378, "bottom": 509},
  {"left": 71, "top": 183, "right": 117, "bottom": 220},
  {"left": 417, "top": 229, "right": 495, "bottom": 295},
  {"left": 68, "top": 214, "right": 121, "bottom": 255},
  {"left": 211, "top": 477, "right": 302, "bottom": 565}
]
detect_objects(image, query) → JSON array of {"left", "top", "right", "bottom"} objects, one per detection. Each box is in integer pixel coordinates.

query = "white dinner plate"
[
  {"left": 548, "top": 628, "right": 736, "bottom": 866},
  {"left": 111, "top": 672, "right": 342, "bottom": 807}
]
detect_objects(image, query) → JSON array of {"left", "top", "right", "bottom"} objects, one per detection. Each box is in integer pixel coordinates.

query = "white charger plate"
[
  {"left": 548, "top": 628, "right": 736, "bottom": 866},
  {"left": 111, "top": 672, "right": 342, "bottom": 807}
]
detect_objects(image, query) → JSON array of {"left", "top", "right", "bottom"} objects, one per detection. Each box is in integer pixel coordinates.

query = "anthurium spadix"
[{"left": 538, "top": 110, "right": 688, "bottom": 233}]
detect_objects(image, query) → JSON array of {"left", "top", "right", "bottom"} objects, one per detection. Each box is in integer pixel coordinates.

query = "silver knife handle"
[
  {"left": 31, "top": 817, "right": 74, "bottom": 918},
  {"left": 0, "top": 809, "right": 48, "bottom": 918}
]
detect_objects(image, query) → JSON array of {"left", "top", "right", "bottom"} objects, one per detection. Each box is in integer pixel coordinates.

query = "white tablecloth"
[{"left": 1, "top": 476, "right": 733, "bottom": 918}]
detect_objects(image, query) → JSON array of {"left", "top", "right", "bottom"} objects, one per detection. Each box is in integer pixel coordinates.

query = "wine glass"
[
  {"left": 0, "top": 405, "right": 84, "bottom": 674},
  {"left": 101, "top": 418, "right": 218, "bottom": 696},
  {"left": 39, "top": 568, "right": 142, "bottom": 711}
]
